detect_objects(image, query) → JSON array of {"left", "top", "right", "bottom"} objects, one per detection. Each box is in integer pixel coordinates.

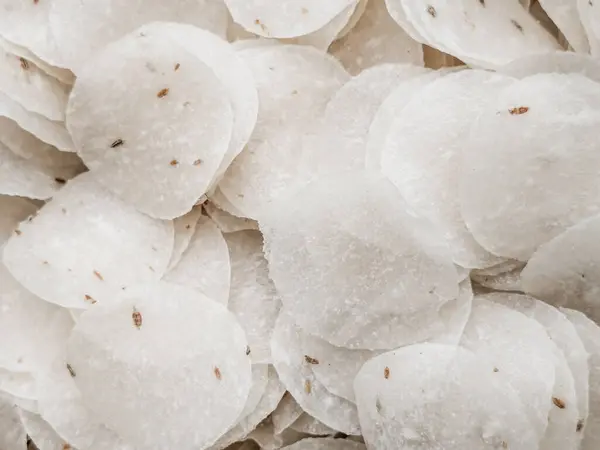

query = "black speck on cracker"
[
  {"left": 66, "top": 363, "right": 76, "bottom": 377},
  {"left": 174, "top": 63, "right": 180, "bottom": 71},
  {"left": 110, "top": 138, "right": 124, "bottom": 148},
  {"left": 193, "top": 159, "right": 203, "bottom": 166},
  {"left": 304, "top": 355, "right": 319, "bottom": 365},
  {"left": 254, "top": 18, "right": 268, "bottom": 33},
  {"left": 552, "top": 397, "right": 566, "bottom": 409},
  {"left": 427, "top": 5, "right": 437, "bottom": 17},
  {"left": 478, "top": 0, "right": 485, "bottom": 5},
  {"left": 132, "top": 307, "right": 142, "bottom": 329},
  {"left": 509, "top": 106, "right": 529, "bottom": 115},
  {"left": 577, "top": 419, "right": 585, "bottom": 432},
  {"left": 511, "top": 19, "right": 523, "bottom": 32},
  {"left": 246, "top": 346, "right": 251, "bottom": 356},
  {"left": 14, "top": 229, "right": 22, "bottom": 236},
  {"left": 55, "top": 177, "right": 66, "bottom": 184},
  {"left": 157, "top": 88, "right": 169, "bottom": 98},
  {"left": 19, "top": 57, "right": 29, "bottom": 70}
]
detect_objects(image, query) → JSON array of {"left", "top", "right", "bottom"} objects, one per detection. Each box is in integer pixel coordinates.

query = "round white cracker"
[
  {"left": 224, "top": 0, "right": 358, "bottom": 38},
  {"left": 354, "top": 343, "right": 540, "bottom": 450},
  {"left": 380, "top": 69, "right": 512, "bottom": 268},
  {"left": 488, "top": 292, "right": 589, "bottom": 443},
  {"left": 460, "top": 73, "right": 600, "bottom": 261},
  {"left": 460, "top": 297, "right": 558, "bottom": 437},
  {"left": 67, "top": 25, "right": 234, "bottom": 219},
  {"left": 262, "top": 171, "right": 458, "bottom": 349},
  {"left": 66, "top": 282, "right": 252, "bottom": 450},
  {"left": 132, "top": 22, "right": 259, "bottom": 188},
  {"left": 3, "top": 173, "right": 174, "bottom": 309},
  {"left": 218, "top": 44, "right": 350, "bottom": 219},
  {"left": 399, "top": 0, "right": 560, "bottom": 68}
]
